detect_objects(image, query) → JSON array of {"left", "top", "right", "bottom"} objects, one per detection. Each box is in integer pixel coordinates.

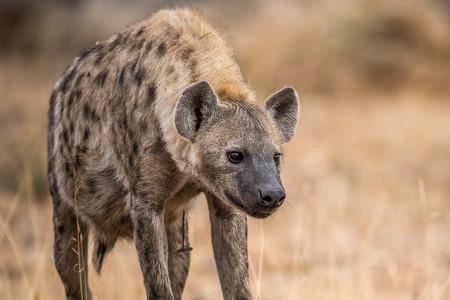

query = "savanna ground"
[{"left": 1, "top": 0, "right": 450, "bottom": 299}]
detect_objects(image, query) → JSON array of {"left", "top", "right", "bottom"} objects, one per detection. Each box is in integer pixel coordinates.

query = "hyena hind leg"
[{"left": 52, "top": 196, "right": 92, "bottom": 300}]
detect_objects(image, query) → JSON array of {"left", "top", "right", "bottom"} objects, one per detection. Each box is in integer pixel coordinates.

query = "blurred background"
[{"left": 0, "top": 0, "right": 449, "bottom": 299}]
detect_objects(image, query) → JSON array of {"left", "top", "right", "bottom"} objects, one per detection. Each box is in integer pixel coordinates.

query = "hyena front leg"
[
  {"left": 131, "top": 155, "right": 178, "bottom": 300},
  {"left": 52, "top": 194, "right": 92, "bottom": 300},
  {"left": 133, "top": 208, "right": 173, "bottom": 300},
  {"left": 165, "top": 213, "right": 191, "bottom": 300},
  {"left": 165, "top": 185, "right": 200, "bottom": 299},
  {"left": 206, "top": 192, "right": 252, "bottom": 300}
]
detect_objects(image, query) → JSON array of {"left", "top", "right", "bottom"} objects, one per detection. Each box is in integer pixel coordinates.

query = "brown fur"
[{"left": 48, "top": 8, "right": 299, "bottom": 300}]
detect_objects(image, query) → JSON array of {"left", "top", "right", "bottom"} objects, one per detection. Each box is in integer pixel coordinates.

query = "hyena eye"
[
  {"left": 274, "top": 153, "right": 281, "bottom": 166},
  {"left": 227, "top": 151, "right": 244, "bottom": 164}
]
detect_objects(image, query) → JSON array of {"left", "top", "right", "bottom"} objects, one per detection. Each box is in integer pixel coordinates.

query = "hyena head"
[{"left": 175, "top": 81, "right": 299, "bottom": 218}]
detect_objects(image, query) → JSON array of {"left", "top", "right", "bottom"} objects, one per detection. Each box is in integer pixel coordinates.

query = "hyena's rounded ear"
[
  {"left": 175, "top": 80, "right": 218, "bottom": 141},
  {"left": 264, "top": 86, "right": 300, "bottom": 143}
]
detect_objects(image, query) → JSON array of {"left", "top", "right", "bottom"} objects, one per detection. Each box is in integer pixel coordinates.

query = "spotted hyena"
[{"left": 47, "top": 8, "right": 300, "bottom": 300}]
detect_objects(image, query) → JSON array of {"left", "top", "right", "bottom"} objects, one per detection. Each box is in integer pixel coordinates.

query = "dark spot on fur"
[
  {"left": 133, "top": 68, "right": 145, "bottom": 86},
  {"left": 69, "top": 121, "right": 74, "bottom": 135},
  {"left": 136, "top": 28, "right": 145, "bottom": 37},
  {"left": 62, "top": 128, "right": 69, "bottom": 144},
  {"left": 157, "top": 42, "right": 166, "bottom": 56},
  {"left": 48, "top": 183, "right": 55, "bottom": 197},
  {"left": 86, "top": 177, "right": 99, "bottom": 194},
  {"left": 60, "top": 67, "right": 77, "bottom": 94},
  {"left": 67, "top": 89, "right": 82, "bottom": 111},
  {"left": 74, "top": 154, "right": 82, "bottom": 169},
  {"left": 77, "top": 145, "right": 88, "bottom": 154},
  {"left": 118, "top": 66, "right": 126, "bottom": 87},
  {"left": 122, "top": 32, "right": 130, "bottom": 44},
  {"left": 146, "top": 84, "right": 156, "bottom": 106},
  {"left": 172, "top": 31, "right": 181, "bottom": 42},
  {"left": 119, "top": 215, "right": 130, "bottom": 227},
  {"left": 83, "top": 127, "right": 90, "bottom": 141},
  {"left": 65, "top": 162, "right": 71, "bottom": 174},
  {"left": 128, "top": 128, "right": 135, "bottom": 141},
  {"left": 75, "top": 73, "right": 85, "bottom": 86},
  {"left": 83, "top": 103, "right": 91, "bottom": 119},
  {"left": 91, "top": 109, "right": 100, "bottom": 122},
  {"left": 83, "top": 102, "right": 100, "bottom": 122},
  {"left": 48, "top": 92, "right": 57, "bottom": 152},
  {"left": 79, "top": 45, "right": 96, "bottom": 61},
  {"left": 167, "top": 65, "right": 177, "bottom": 83},
  {"left": 94, "top": 44, "right": 106, "bottom": 65},
  {"left": 94, "top": 55, "right": 103, "bottom": 65},
  {"left": 122, "top": 116, "right": 128, "bottom": 130},
  {"left": 132, "top": 39, "right": 145, "bottom": 51},
  {"left": 128, "top": 155, "right": 134, "bottom": 168},
  {"left": 57, "top": 224, "right": 65, "bottom": 235},
  {"left": 132, "top": 142, "right": 138, "bottom": 154},
  {"left": 189, "top": 58, "right": 199, "bottom": 81},
  {"left": 144, "top": 41, "right": 153, "bottom": 55},
  {"left": 94, "top": 70, "right": 108, "bottom": 87},
  {"left": 190, "top": 58, "right": 198, "bottom": 69},
  {"left": 48, "top": 92, "right": 57, "bottom": 122},
  {"left": 181, "top": 47, "right": 194, "bottom": 60},
  {"left": 130, "top": 60, "right": 138, "bottom": 73},
  {"left": 108, "top": 34, "right": 123, "bottom": 51}
]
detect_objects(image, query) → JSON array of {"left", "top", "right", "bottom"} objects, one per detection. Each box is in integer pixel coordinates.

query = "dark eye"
[
  {"left": 227, "top": 151, "right": 244, "bottom": 164},
  {"left": 274, "top": 153, "right": 281, "bottom": 166}
]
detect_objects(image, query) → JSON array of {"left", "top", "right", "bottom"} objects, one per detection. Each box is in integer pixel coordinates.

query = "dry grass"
[
  {"left": 1, "top": 95, "right": 449, "bottom": 299},
  {"left": 1, "top": 0, "right": 450, "bottom": 299}
]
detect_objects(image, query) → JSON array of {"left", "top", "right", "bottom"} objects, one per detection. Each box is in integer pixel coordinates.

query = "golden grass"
[{"left": 1, "top": 95, "right": 449, "bottom": 299}]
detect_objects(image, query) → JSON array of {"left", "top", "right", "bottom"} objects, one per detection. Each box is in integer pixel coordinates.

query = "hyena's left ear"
[
  {"left": 264, "top": 87, "right": 300, "bottom": 143},
  {"left": 175, "top": 81, "right": 218, "bottom": 141}
]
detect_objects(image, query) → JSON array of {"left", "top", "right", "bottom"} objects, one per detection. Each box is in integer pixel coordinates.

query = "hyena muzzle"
[{"left": 47, "top": 8, "right": 300, "bottom": 300}]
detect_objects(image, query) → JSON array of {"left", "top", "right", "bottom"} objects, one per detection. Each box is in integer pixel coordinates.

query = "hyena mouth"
[
  {"left": 223, "top": 190, "right": 275, "bottom": 218},
  {"left": 251, "top": 210, "right": 274, "bottom": 219},
  {"left": 224, "top": 190, "right": 246, "bottom": 211}
]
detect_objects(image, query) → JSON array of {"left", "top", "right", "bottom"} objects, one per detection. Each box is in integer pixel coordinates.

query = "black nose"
[{"left": 258, "top": 186, "right": 286, "bottom": 208}]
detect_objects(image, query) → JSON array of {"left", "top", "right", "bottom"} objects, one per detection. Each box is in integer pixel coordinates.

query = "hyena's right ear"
[
  {"left": 264, "top": 86, "right": 300, "bottom": 143},
  {"left": 175, "top": 81, "right": 218, "bottom": 141}
]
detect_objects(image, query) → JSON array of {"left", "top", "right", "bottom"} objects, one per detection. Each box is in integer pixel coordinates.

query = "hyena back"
[{"left": 48, "top": 8, "right": 299, "bottom": 300}]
